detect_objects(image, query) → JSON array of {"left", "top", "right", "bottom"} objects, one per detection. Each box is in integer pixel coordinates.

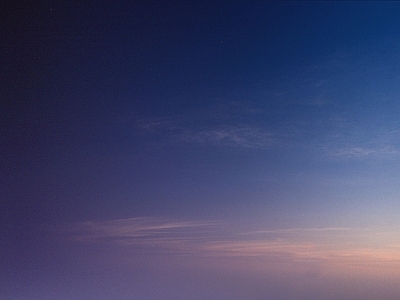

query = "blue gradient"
[{"left": 2, "top": 1, "right": 400, "bottom": 299}]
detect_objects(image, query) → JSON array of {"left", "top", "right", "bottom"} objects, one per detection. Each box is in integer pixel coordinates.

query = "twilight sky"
[{"left": 2, "top": 1, "right": 400, "bottom": 299}]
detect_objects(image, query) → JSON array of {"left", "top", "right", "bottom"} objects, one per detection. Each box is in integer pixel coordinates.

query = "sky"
[{"left": 2, "top": 1, "right": 400, "bottom": 299}]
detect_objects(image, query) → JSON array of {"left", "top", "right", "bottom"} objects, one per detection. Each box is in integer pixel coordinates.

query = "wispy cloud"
[
  {"left": 315, "top": 114, "right": 400, "bottom": 160},
  {"left": 324, "top": 128, "right": 400, "bottom": 160},
  {"left": 137, "top": 116, "right": 278, "bottom": 150},
  {"left": 65, "top": 217, "right": 220, "bottom": 242},
  {"left": 180, "top": 126, "right": 276, "bottom": 149},
  {"left": 329, "top": 145, "right": 399, "bottom": 159},
  {"left": 62, "top": 218, "right": 400, "bottom": 271}
]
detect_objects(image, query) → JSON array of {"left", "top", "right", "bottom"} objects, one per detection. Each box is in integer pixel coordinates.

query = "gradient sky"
[{"left": 3, "top": 1, "right": 400, "bottom": 299}]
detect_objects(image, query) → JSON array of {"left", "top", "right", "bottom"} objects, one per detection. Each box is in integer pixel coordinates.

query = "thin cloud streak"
[
  {"left": 321, "top": 118, "right": 400, "bottom": 160},
  {"left": 137, "top": 117, "right": 278, "bottom": 149},
  {"left": 136, "top": 115, "right": 400, "bottom": 161},
  {"left": 329, "top": 146, "right": 400, "bottom": 159},
  {"left": 62, "top": 218, "right": 400, "bottom": 272},
  {"left": 180, "top": 126, "right": 276, "bottom": 149},
  {"left": 64, "top": 217, "right": 220, "bottom": 242}
]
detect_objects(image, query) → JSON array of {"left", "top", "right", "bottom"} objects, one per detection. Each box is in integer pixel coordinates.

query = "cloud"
[
  {"left": 319, "top": 116, "right": 400, "bottom": 160},
  {"left": 180, "top": 126, "right": 276, "bottom": 149},
  {"left": 329, "top": 145, "right": 399, "bottom": 159},
  {"left": 62, "top": 218, "right": 400, "bottom": 272},
  {"left": 136, "top": 116, "right": 278, "bottom": 150},
  {"left": 65, "top": 217, "right": 220, "bottom": 243}
]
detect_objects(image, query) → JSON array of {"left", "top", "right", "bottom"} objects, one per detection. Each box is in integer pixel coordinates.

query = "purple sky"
[{"left": 2, "top": 1, "right": 400, "bottom": 299}]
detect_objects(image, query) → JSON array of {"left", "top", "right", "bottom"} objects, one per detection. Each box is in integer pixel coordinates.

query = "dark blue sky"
[{"left": 3, "top": 2, "right": 400, "bottom": 299}]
